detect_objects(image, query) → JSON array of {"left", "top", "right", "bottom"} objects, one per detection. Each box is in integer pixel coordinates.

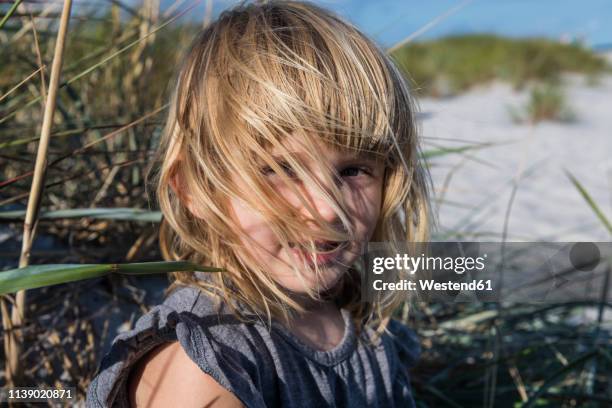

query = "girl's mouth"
[{"left": 288, "top": 241, "right": 347, "bottom": 266}]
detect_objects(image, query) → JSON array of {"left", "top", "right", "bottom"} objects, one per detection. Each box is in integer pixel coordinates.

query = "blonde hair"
[{"left": 146, "top": 0, "right": 432, "bottom": 334}]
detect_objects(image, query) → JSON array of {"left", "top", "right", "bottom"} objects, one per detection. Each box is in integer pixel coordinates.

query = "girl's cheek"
[
  {"left": 230, "top": 198, "right": 272, "bottom": 242},
  {"left": 347, "top": 182, "right": 383, "bottom": 240},
  {"left": 347, "top": 182, "right": 382, "bottom": 214}
]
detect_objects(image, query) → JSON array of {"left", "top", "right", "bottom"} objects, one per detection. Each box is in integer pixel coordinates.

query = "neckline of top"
[
  {"left": 171, "top": 282, "right": 359, "bottom": 367},
  {"left": 271, "top": 307, "right": 358, "bottom": 367}
]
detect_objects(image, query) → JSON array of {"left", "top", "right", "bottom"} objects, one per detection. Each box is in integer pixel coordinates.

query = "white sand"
[{"left": 418, "top": 76, "right": 612, "bottom": 242}]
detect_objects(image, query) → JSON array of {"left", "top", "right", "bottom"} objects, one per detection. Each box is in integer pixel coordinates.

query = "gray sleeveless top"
[{"left": 86, "top": 284, "right": 420, "bottom": 407}]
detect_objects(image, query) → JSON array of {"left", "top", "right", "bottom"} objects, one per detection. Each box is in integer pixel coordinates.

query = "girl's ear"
[
  {"left": 169, "top": 170, "right": 184, "bottom": 200},
  {"left": 170, "top": 171, "right": 206, "bottom": 219}
]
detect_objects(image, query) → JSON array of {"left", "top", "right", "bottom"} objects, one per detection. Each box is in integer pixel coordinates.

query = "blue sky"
[
  {"left": 330, "top": 0, "right": 612, "bottom": 48},
  {"left": 154, "top": 0, "right": 612, "bottom": 49}
]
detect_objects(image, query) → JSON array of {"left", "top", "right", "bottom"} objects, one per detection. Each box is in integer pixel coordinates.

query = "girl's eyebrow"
[
  {"left": 352, "top": 150, "right": 382, "bottom": 161},
  {"left": 336, "top": 150, "right": 384, "bottom": 165},
  {"left": 265, "top": 149, "right": 381, "bottom": 164},
  {"left": 261, "top": 152, "right": 303, "bottom": 164}
]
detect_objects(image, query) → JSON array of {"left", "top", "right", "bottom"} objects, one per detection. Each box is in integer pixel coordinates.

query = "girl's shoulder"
[
  {"left": 384, "top": 318, "right": 421, "bottom": 369},
  {"left": 362, "top": 317, "right": 421, "bottom": 375},
  {"left": 86, "top": 285, "right": 271, "bottom": 408}
]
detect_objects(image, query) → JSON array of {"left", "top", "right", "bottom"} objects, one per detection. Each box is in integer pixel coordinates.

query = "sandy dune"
[{"left": 419, "top": 76, "right": 612, "bottom": 242}]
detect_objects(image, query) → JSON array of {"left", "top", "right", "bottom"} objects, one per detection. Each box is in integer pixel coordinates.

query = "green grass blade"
[
  {"left": 1, "top": 264, "right": 110, "bottom": 294},
  {"left": 0, "top": 136, "right": 40, "bottom": 149},
  {"left": 420, "top": 141, "right": 505, "bottom": 160},
  {"left": 0, "top": 127, "right": 96, "bottom": 149},
  {"left": 113, "top": 261, "right": 223, "bottom": 275},
  {"left": 564, "top": 169, "right": 612, "bottom": 235},
  {"left": 0, "top": 0, "right": 23, "bottom": 30},
  {"left": 0, "top": 207, "right": 162, "bottom": 222},
  {"left": 0, "top": 261, "right": 224, "bottom": 295}
]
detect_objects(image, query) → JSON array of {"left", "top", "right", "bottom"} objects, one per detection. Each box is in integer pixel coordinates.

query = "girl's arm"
[{"left": 127, "top": 341, "right": 245, "bottom": 408}]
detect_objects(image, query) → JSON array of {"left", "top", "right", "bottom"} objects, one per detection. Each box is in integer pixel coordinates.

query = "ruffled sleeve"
[
  {"left": 386, "top": 319, "right": 421, "bottom": 407},
  {"left": 86, "top": 286, "right": 267, "bottom": 408}
]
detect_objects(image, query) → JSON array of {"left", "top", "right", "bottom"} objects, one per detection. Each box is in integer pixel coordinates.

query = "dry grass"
[{"left": 509, "top": 81, "right": 577, "bottom": 124}]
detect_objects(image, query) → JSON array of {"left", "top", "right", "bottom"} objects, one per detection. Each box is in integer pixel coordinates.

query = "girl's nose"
[{"left": 300, "top": 182, "right": 340, "bottom": 223}]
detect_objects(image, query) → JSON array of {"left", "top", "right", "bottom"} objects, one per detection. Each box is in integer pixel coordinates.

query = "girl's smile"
[{"left": 289, "top": 240, "right": 348, "bottom": 267}]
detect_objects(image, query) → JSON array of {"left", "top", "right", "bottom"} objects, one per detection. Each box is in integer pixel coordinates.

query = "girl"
[{"left": 86, "top": 0, "right": 431, "bottom": 406}]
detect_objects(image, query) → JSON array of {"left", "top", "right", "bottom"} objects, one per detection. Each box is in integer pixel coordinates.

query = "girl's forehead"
[{"left": 267, "top": 133, "right": 382, "bottom": 163}]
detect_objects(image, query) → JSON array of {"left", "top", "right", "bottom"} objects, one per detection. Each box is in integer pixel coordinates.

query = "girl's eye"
[
  {"left": 339, "top": 166, "right": 370, "bottom": 178},
  {"left": 261, "top": 161, "right": 297, "bottom": 178},
  {"left": 261, "top": 163, "right": 371, "bottom": 180}
]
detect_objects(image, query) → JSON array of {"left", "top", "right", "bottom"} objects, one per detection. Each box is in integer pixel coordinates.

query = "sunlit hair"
[{"left": 146, "top": 0, "right": 432, "bottom": 335}]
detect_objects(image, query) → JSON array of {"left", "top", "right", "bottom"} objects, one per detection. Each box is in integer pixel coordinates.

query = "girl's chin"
[{"left": 274, "top": 265, "right": 347, "bottom": 295}]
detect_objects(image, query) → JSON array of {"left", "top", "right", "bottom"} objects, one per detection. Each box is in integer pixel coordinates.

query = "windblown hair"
[{"left": 146, "top": 0, "right": 432, "bottom": 334}]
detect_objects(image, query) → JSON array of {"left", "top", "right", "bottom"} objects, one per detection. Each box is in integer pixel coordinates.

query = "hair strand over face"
[{"left": 145, "top": 0, "right": 433, "bottom": 334}]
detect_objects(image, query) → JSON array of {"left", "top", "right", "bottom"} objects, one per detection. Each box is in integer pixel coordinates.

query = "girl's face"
[{"left": 229, "top": 137, "right": 385, "bottom": 294}]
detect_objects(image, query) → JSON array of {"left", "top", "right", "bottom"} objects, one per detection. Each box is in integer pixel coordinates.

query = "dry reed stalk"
[
  {"left": 387, "top": 0, "right": 473, "bottom": 53},
  {"left": 124, "top": 0, "right": 160, "bottom": 93},
  {"left": 203, "top": 0, "right": 213, "bottom": 28},
  {"left": 1, "top": 0, "right": 73, "bottom": 386},
  {"left": 0, "top": 67, "right": 44, "bottom": 104},
  {"left": 0, "top": 298, "right": 14, "bottom": 382},
  {"left": 118, "top": 0, "right": 160, "bottom": 187},
  {"left": 29, "top": 8, "right": 48, "bottom": 110}
]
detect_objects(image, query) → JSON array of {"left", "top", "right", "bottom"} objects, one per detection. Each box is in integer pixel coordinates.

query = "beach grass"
[
  {"left": 508, "top": 80, "right": 576, "bottom": 124},
  {"left": 391, "top": 34, "right": 611, "bottom": 97}
]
